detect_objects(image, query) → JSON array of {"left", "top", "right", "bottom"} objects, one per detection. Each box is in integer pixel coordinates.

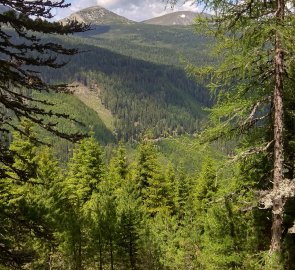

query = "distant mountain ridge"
[
  {"left": 60, "top": 6, "right": 135, "bottom": 25},
  {"left": 143, "top": 11, "right": 209, "bottom": 26},
  {"left": 53, "top": 6, "right": 212, "bottom": 141}
]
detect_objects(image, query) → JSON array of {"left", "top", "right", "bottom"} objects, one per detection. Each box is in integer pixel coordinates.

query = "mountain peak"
[
  {"left": 61, "top": 5, "right": 134, "bottom": 25},
  {"left": 143, "top": 11, "right": 208, "bottom": 26}
]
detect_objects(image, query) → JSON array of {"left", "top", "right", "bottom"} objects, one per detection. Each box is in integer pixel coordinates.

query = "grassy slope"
[
  {"left": 72, "top": 82, "right": 115, "bottom": 131},
  {"left": 32, "top": 91, "right": 115, "bottom": 144}
]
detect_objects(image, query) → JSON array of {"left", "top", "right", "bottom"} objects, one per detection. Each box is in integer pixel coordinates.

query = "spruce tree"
[
  {"left": 0, "top": 2, "right": 88, "bottom": 264},
  {"left": 136, "top": 139, "right": 169, "bottom": 216},
  {"left": 34, "top": 146, "right": 64, "bottom": 269},
  {"left": 0, "top": 119, "right": 55, "bottom": 268},
  {"left": 195, "top": 156, "right": 217, "bottom": 213},
  {"left": 67, "top": 136, "right": 104, "bottom": 203},
  {"left": 112, "top": 145, "right": 141, "bottom": 270},
  {"left": 65, "top": 136, "right": 104, "bottom": 270}
]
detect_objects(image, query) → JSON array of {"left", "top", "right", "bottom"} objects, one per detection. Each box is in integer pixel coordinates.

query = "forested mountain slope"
[
  {"left": 2, "top": 2, "right": 295, "bottom": 269},
  {"left": 43, "top": 17, "right": 213, "bottom": 141}
]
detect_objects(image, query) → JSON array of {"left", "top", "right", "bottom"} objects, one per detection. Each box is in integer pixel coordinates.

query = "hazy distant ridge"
[{"left": 143, "top": 11, "right": 209, "bottom": 26}]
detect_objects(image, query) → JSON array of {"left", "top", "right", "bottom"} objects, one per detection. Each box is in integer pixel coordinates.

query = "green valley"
[
  {"left": 41, "top": 22, "right": 212, "bottom": 141},
  {"left": 2, "top": 2, "right": 295, "bottom": 270}
]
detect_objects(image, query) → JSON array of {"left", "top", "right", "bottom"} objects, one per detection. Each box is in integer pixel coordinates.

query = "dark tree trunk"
[{"left": 270, "top": 0, "right": 285, "bottom": 254}]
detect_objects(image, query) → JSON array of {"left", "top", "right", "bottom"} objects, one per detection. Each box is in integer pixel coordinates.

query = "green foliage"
[
  {"left": 135, "top": 139, "right": 172, "bottom": 216},
  {"left": 33, "top": 91, "right": 114, "bottom": 144},
  {"left": 192, "top": 156, "right": 258, "bottom": 269},
  {"left": 195, "top": 156, "right": 217, "bottom": 210},
  {"left": 0, "top": 119, "right": 64, "bottom": 268},
  {"left": 6, "top": 8, "right": 295, "bottom": 266},
  {"left": 170, "top": 0, "right": 295, "bottom": 265},
  {"left": 42, "top": 24, "right": 212, "bottom": 140},
  {"left": 67, "top": 136, "right": 104, "bottom": 203},
  {"left": 63, "top": 136, "right": 105, "bottom": 269},
  {"left": 2, "top": 118, "right": 278, "bottom": 270}
]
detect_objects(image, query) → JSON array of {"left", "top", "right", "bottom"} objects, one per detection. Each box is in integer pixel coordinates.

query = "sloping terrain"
[
  {"left": 44, "top": 9, "right": 214, "bottom": 141},
  {"left": 143, "top": 11, "right": 209, "bottom": 26},
  {"left": 60, "top": 5, "right": 134, "bottom": 25},
  {"left": 72, "top": 82, "right": 115, "bottom": 131}
]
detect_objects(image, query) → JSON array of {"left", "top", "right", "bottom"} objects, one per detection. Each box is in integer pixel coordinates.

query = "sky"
[{"left": 53, "top": 0, "right": 201, "bottom": 21}]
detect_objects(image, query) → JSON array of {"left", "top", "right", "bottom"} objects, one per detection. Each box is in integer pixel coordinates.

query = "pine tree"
[
  {"left": 67, "top": 137, "right": 104, "bottom": 203},
  {"left": 96, "top": 173, "right": 117, "bottom": 270},
  {"left": 164, "top": 162, "right": 177, "bottom": 215},
  {"left": 174, "top": 164, "right": 193, "bottom": 221},
  {"left": 0, "top": 1, "right": 88, "bottom": 265},
  {"left": 109, "top": 142, "right": 128, "bottom": 182},
  {"left": 195, "top": 156, "right": 217, "bottom": 213}
]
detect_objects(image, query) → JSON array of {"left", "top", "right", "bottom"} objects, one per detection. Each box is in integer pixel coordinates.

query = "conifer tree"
[
  {"left": 67, "top": 136, "right": 104, "bottom": 203},
  {"left": 193, "top": 156, "right": 257, "bottom": 269},
  {"left": 109, "top": 142, "right": 128, "bottom": 181},
  {"left": 136, "top": 139, "right": 169, "bottom": 216},
  {"left": 97, "top": 171, "right": 118, "bottom": 270},
  {"left": 168, "top": 0, "right": 295, "bottom": 262},
  {"left": 65, "top": 136, "right": 104, "bottom": 270},
  {"left": 112, "top": 145, "right": 141, "bottom": 270},
  {"left": 0, "top": 0, "right": 89, "bottom": 179},
  {"left": 0, "top": 1, "right": 88, "bottom": 264},
  {"left": 195, "top": 156, "right": 217, "bottom": 213},
  {"left": 34, "top": 146, "right": 63, "bottom": 269},
  {"left": 164, "top": 162, "right": 177, "bottom": 214},
  {"left": 174, "top": 164, "right": 193, "bottom": 221},
  {"left": 0, "top": 119, "right": 55, "bottom": 268}
]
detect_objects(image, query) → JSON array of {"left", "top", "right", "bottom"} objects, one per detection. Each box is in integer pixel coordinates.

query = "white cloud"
[{"left": 53, "top": 0, "right": 201, "bottom": 21}]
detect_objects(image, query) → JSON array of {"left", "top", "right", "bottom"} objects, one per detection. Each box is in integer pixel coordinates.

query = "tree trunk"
[{"left": 270, "top": 0, "right": 285, "bottom": 254}]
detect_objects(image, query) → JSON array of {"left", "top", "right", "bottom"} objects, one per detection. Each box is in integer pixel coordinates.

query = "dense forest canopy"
[
  {"left": 0, "top": 0, "right": 295, "bottom": 269},
  {"left": 40, "top": 23, "right": 213, "bottom": 141},
  {"left": 0, "top": 0, "right": 89, "bottom": 267}
]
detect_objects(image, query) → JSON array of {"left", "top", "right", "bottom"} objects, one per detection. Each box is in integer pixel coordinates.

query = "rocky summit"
[{"left": 60, "top": 6, "right": 135, "bottom": 25}]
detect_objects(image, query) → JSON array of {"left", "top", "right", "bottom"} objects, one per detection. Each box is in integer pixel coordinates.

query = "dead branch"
[{"left": 230, "top": 140, "right": 274, "bottom": 162}]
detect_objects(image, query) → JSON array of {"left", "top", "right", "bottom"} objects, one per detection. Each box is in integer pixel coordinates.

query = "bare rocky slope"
[{"left": 60, "top": 5, "right": 135, "bottom": 25}]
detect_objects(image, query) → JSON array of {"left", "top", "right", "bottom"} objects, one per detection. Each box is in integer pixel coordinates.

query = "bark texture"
[{"left": 270, "top": 0, "right": 285, "bottom": 253}]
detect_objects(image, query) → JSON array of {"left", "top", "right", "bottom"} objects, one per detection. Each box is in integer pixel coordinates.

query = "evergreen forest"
[{"left": 1, "top": 0, "right": 295, "bottom": 269}]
